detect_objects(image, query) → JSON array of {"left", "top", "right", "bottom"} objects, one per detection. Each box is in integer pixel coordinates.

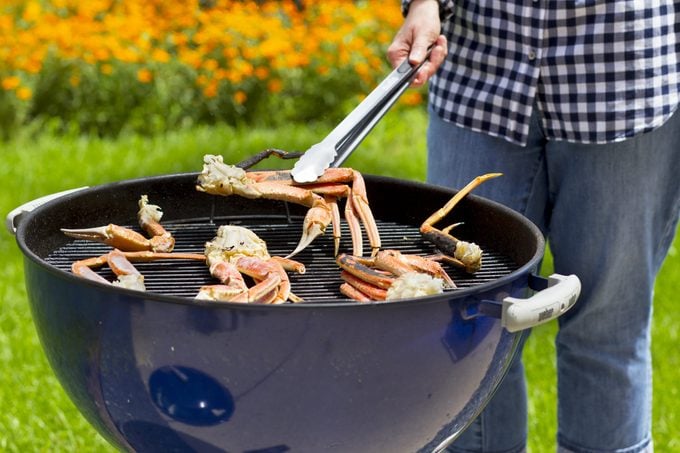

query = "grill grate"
[{"left": 45, "top": 215, "right": 519, "bottom": 302}]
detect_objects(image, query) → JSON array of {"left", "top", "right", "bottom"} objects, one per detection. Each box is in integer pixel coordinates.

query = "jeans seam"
[
  {"left": 655, "top": 191, "right": 680, "bottom": 268},
  {"left": 446, "top": 445, "right": 525, "bottom": 453},
  {"left": 557, "top": 433, "right": 652, "bottom": 453},
  {"left": 520, "top": 107, "right": 548, "bottom": 232}
]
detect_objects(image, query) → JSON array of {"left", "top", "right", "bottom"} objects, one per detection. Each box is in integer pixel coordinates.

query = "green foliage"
[
  {"left": 5, "top": 56, "right": 387, "bottom": 138},
  {"left": 0, "top": 1, "right": 404, "bottom": 138}
]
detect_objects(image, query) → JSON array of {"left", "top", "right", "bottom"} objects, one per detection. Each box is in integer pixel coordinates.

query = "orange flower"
[
  {"left": 354, "top": 62, "right": 370, "bottom": 79},
  {"left": 401, "top": 91, "right": 424, "bottom": 106},
  {"left": 203, "top": 58, "right": 219, "bottom": 71},
  {"left": 223, "top": 47, "right": 239, "bottom": 59},
  {"left": 233, "top": 90, "right": 247, "bottom": 104},
  {"left": 151, "top": 48, "right": 170, "bottom": 63},
  {"left": 23, "top": 58, "right": 43, "bottom": 74},
  {"left": 137, "top": 68, "right": 153, "bottom": 83},
  {"left": 100, "top": 63, "right": 113, "bottom": 75},
  {"left": 16, "top": 86, "right": 32, "bottom": 100},
  {"left": 21, "top": 0, "right": 42, "bottom": 23},
  {"left": 1, "top": 76, "right": 20, "bottom": 90},
  {"left": 267, "top": 78, "right": 282, "bottom": 93},
  {"left": 254, "top": 66, "right": 268, "bottom": 80},
  {"left": 203, "top": 80, "right": 218, "bottom": 98}
]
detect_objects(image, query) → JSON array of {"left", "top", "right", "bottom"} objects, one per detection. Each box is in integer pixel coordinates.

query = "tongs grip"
[
  {"left": 291, "top": 48, "right": 433, "bottom": 183},
  {"left": 331, "top": 48, "right": 433, "bottom": 168}
]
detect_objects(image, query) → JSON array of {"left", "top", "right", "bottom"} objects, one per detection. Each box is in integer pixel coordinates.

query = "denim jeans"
[{"left": 427, "top": 107, "right": 680, "bottom": 453}]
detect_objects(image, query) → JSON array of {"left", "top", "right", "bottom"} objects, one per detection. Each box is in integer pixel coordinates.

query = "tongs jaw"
[{"left": 291, "top": 49, "right": 433, "bottom": 183}]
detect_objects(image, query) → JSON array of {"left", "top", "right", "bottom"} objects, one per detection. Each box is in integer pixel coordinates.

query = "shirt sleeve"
[{"left": 401, "top": 0, "right": 454, "bottom": 19}]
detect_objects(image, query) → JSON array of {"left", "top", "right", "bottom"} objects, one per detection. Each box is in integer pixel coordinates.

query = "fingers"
[
  {"left": 411, "top": 35, "right": 447, "bottom": 86},
  {"left": 387, "top": 32, "right": 448, "bottom": 86},
  {"left": 386, "top": 30, "right": 412, "bottom": 69},
  {"left": 386, "top": 0, "right": 448, "bottom": 87}
]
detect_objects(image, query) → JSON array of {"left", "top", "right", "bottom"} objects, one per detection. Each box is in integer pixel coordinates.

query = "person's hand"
[{"left": 387, "top": 0, "right": 448, "bottom": 86}]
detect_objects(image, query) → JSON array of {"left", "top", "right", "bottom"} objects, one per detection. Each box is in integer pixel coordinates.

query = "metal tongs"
[{"left": 291, "top": 48, "right": 433, "bottom": 183}]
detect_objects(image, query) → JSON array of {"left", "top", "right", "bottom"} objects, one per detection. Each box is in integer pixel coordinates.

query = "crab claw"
[
  {"left": 61, "top": 224, "right": 152, "bottom": 251},
  {"left": 286, "top": 222, "right": 325, "bottom": 259},
  {"left": 71, "top": 250, "right": 146, "bottom": 291},
  {"left": 285, "top": 198, "right": 333, "bottom": 258}
]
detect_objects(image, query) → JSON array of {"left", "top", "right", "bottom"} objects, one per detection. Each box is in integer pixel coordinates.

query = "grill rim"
[{"left": 15, "top": 172, "right": 546, "bottom": 309}]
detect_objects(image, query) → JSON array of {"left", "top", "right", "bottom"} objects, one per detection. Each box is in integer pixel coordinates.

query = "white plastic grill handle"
[
  {"left": 6, "top": 187, "right": 88, "bottom": 235},
  {"left": 502, "top": 273, "right": 581, "bottom": 332}
]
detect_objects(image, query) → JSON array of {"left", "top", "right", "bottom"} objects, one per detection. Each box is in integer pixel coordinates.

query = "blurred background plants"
[{"left": 0, "top": 0, "right": 422, "bottom": 138}]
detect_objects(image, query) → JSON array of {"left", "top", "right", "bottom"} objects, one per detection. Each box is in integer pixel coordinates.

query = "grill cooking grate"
[{"left": 45, "top": 215, "right": 519, "bottom": 302}]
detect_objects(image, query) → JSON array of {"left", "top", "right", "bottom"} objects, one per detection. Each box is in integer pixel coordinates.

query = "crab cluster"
[{"left": 61, "top": 152, "right": 499, "bottom": 303}]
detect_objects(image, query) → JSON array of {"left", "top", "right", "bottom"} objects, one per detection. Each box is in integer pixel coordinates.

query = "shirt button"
[{"left": 528, "top": 50, "right": 537, "bottom": 60}]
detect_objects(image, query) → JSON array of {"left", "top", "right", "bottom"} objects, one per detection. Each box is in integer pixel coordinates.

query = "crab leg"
[
  {"left": 202, "top": 256, "right": 296, "bottom": 304},
  {"left": 344, "top": 170, "right": 380, "bottom": 257},
  {"left": 270, "top": 256, "right": 306, "bottom": 274},
  {"left": 198, "top": 156, "right": 382, "bottom": 257},
  {"left": 239, "top": 257, "right": 304, "bottom": 304},
  {"left": 198, "top": 282, "right": 279, "bottom": 304},
  {"left": 137, "top": 195, "right": 175, "bottom": 252},
  {"left": 197, "top": 261, "right": 249, "bottom": 302},
  {"left": 354, "top": 250, "right": 456, "bottom": 289},
  {"left": 339, "top": 283, "right": 372, "bottom": 302},
  {"left": 249, "top": 168, "right": 380, "bottom": 256},
  {"left": 234, "top": 257, "right": 285, "bottom": 303},
  {"left": 325, "top": 196, "right": 342, "bottom": 256},
  {"left": 301, "top": 168, "right": 380, "bottom": 256},
  {"left": 208, "top": 261, "right": 249, "bottom": 290},
  {"left": 72, "top": 250, "right": 205, "bottom": 291},
  {"left": 198, "top": 259, "right": 282, "bottom": 304},
  {"left": 72, "top": 250, "right": 204, "bottom": 274},
  {"left": 340, "top": 271, "right": 388, "bottom": 301},
  {"left": 420, "top": 173, "right": 502, "bottom": 274},
  {"left": 421, "top": 173, "right": 503, "bottom": 229},
  {"left": 398, "top": 254, "right": 456, "bottom": 288},
  {"left": 72, "top": 250, "right": 145, "bottom": 291},
  {"left": 283, "top": 183, "right": 362, "bottom": 256},
  {"left": 286, "top": 195, "right": 334, "bottom": 258},
  {"left": 336, "top": 253, "right": 395, "bottom": 289},
  {"left": 235, "top": 148, "right": 304, "bottom": 169},
  {"left": 72, "top": 255, "right": 116, "bottom": 284},
  {"left": 269, "top": 256, "right": 305, "bottom": 303},
  {"left": 248, "top": 178, "right": 345, "bottom": 256},
  {"left": 62, "top": 196, "right": 175, "bottom": 253},
  {"left": 62, "top": 224, "right": 154, "bottom": 251}
]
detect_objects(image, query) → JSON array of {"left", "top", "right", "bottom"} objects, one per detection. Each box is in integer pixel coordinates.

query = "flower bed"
[{"left": 0, "top": 0, "right": 421, "bottom": 136}]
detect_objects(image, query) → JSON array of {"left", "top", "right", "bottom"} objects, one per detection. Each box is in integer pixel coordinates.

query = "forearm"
[{"left": 401, "top": 0, "right": 454, "bottom": 20}]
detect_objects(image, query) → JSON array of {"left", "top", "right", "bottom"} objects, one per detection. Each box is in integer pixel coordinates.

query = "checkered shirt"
[{"left": 404, "top": 0, "right": 680, "bottom": 145}]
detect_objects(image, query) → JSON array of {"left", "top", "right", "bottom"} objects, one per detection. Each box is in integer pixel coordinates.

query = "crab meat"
[
  {"left": 386, "top": 272, "right": 444, "bottom": 301},
  {"left": 197, "top": 225, "right": 305, "bottom": 303},
  {"left": 61, "top": 195, "right": 175, "bottom": 252},
  {"left": 196, "top": 154, "right": 380, "bottom": 258}
]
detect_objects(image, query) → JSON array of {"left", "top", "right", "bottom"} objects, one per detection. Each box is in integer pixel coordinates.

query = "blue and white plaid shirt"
[{"left": 404, "top": 0, "right": 680, "bottom": 145}]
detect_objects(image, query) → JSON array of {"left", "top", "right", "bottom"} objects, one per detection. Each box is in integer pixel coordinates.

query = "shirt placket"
[{"left": 522, "top": 0, "right": 547, "bottom": 103}]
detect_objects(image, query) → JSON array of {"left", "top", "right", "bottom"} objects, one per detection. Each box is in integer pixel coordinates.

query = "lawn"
[{"left": 1, "top": 107, "right": 678, "bottom": 452}]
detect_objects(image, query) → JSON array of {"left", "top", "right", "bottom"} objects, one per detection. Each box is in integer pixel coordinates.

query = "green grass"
[{"left": 1, "top": 108, "right": 678, "bottom": 452}]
